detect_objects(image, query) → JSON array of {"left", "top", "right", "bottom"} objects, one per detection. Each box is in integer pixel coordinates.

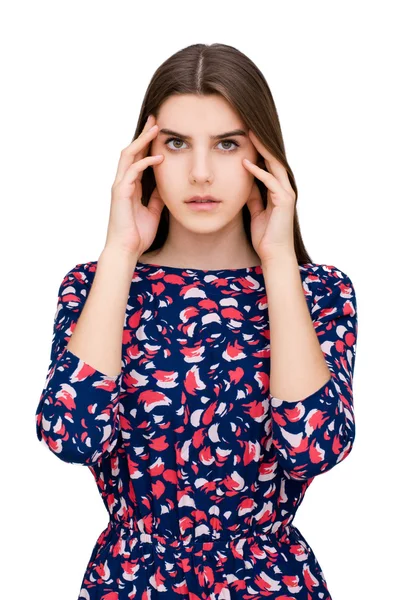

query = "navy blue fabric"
[{"left": 35, "top": 260, "right": 358, "bottom": 599}]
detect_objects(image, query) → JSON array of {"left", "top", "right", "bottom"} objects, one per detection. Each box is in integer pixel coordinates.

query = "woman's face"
[{"left": 149, "top": 94, "right": 259, "bottom": 234}]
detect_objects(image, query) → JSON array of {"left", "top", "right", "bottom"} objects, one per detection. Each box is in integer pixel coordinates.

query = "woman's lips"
[{"left": 186, "top": 201, "right": 221, "bottom": 211}]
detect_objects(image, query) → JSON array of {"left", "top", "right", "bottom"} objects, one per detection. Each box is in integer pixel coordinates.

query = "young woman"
[{"left": 35, "top": 42, "right": 358, "bottom": 600}]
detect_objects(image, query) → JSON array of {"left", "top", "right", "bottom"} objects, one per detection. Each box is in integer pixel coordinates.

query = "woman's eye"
[
  {"left": 219, "top": 140, "right": 238, "bottom": 151},
  {"left": 164, "top": 138, "right": 239, "bottom": 152},
  {"left": 166, "top": 138, "right": 187, "bottom": 150}
]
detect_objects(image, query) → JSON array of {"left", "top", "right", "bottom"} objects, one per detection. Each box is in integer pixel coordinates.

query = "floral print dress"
[{"left": 35, "top": 259, "right": 358, "bottom": 600}]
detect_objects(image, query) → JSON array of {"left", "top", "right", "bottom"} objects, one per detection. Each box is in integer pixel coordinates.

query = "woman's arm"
[
  {"left": 35, "top": 247, "right": 138, "bottom": 466},
  {"left": 264, "top": 256, "right": 358, "bottom": 480},
  {"left": 66, "top": 247, "right": 137, "bottom": 377}
]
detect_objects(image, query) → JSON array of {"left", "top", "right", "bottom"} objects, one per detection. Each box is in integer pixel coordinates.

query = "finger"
[
  {"left": 147, "top": 187, "right": 165, "bottom": 217},
  {"left": 133, "top": 114, "right": 157, "bottom": 162},
  {"left": 121, "top": 154, "right": 164, "bottom": 188},
  {"left": 248, "top": 130, "right": 294, "bottom": 195},
  {"left": 243, "top": 158, "right": 282, "bottom": 196},
  {"left": 246, "top": 183, "right": 265, "bottom": 218},
  {"left": 132, "top": 119, "right": 161, "bottom": 185},
  {"left": 118, "top": 114, "right": 157, "bottom": 176},
  {"left": 114, "top": 124, "right": 159, "bottom": 186}
]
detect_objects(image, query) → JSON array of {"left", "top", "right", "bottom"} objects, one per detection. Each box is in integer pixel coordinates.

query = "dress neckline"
[{"left": 135, "top": 261, "right": 264, "bottom": 275}]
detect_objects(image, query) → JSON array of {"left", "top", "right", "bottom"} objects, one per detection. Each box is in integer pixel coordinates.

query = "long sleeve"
[
  {"left": 35, "top": 262, "right": 123, "bottom": 466},
  {"left": 269, "top": 264, "right": 358, "bottom": 481}
]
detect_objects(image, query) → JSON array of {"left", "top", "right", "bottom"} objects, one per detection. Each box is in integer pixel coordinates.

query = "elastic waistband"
[{"left": 108, "top": 519, "right": 295, "bottom": 549}]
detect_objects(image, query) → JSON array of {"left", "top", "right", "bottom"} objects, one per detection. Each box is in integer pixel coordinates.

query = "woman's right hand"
[{"left": 104, "top": 114, "right": 165, "bottom": 258}]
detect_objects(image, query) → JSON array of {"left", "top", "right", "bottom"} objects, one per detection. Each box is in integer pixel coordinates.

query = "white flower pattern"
[{"left": 35, "top": 259, "right": 358, "bottom": 599}]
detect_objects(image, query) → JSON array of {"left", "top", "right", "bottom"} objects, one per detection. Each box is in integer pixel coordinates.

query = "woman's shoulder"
[
  {"left": 58, "top": 260, "right": 97, "bottom": 285},
  {"left": 299, "top": 261, "right": 353, "bottom": 282},
  {"left": 299, "top": 262, "right": 356, "bottom": 309}
]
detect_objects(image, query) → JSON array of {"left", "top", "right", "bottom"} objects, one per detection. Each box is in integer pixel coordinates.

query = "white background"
[{"left": 2, "top": 1, "right": 399, "bottom": 598}]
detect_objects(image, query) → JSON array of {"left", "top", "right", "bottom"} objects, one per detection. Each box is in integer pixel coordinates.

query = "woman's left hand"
[{"left": 243, "top": 129, "right": 297, "bottom": 263}]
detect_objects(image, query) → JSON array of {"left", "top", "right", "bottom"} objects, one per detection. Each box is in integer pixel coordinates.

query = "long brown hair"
[{"left": 131, "top": 42, "right": 313, "bottom": 265}]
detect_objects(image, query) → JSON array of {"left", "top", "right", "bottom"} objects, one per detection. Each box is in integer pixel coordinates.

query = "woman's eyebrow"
[{"left": 158, "top": 128, "right": 247, "bottom": 140}]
